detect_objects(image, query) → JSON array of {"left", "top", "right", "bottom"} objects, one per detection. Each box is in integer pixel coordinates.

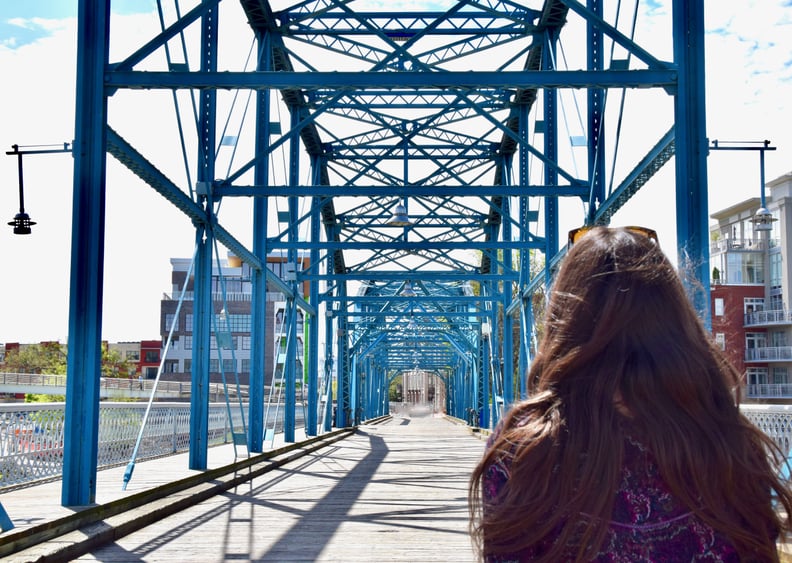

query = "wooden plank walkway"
[{"left": 2, "top": 411, "right": 485, "bottom": 562}]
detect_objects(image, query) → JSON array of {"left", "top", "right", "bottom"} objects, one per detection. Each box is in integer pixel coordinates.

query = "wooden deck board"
[{"left": 70, "top": 413, "right": 484, "bottom": 562}]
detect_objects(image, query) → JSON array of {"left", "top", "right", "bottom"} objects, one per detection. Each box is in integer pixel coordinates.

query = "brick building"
[{"left": 710, "top": 172, "right": 792, "bottom": 403}]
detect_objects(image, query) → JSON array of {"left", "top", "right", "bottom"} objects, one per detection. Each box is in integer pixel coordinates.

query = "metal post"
[
  {"left": 249, "top": 31, "right": 273, "bottom": 452},
  {"left": 673, "top": 0, "right": 710, "bottom": 324},
  {"left": 62, "top": 0, "right": 109, "bottom": 507},
  {"left": 586, "top": 0, "right": 605, "bottom": 221},
  {"left": 189, "top": 4, "right": 219, "bottom": 469}
]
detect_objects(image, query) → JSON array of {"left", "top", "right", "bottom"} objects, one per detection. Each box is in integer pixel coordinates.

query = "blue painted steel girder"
[{"left": 105, "top": 69, "right": 678, "bottom": 91}]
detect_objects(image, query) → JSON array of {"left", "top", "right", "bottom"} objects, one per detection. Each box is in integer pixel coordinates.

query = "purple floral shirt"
[{"left": 483, "top": 431, "right": 740, "bottom": 562}]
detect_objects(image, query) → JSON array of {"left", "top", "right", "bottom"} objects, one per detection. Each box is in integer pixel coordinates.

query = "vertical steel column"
[
  {"left": 189, "top": 4, "right": 219, "bottom": 470},
  {"left": 518, "top": 103, "right": 531, "bottom": 401},
  {"left": 673, "top": 0, "right": 711, "bottom": 323},
  {"left": 324, "top": 301, "right": 335, "bottom": 431},
  {"left": 350, "top": 356, "right": 359, "bottom": 424},
  {"left": 283, "top": 107, "right": 301, "bottom": 443},
  {"left": 249, "top": 31, "right": 272, "bottom": 452},
  {"left": 482, "top": 331, "right": 493, "bottom": 427},
  {"left": 62, "top": 0, "right": 109, "bottom": 507},
  {"left": 307, "top": 175, "right": 321, "bottom": 435},
  {"left": 480, "top": 329, "right": 490, "bottom": 429},
  {"left": 586, "top": 0, "right": 606, "bottom": 221},
  {"left": 190, "top": 228, "right": 212, "bottom": 469},
  {"left": 543, "top": 33, "right": 559, "bottom": 284},
  {"left": 501, "top": 192, "right": 514, "bottom": 409},
  {"left": 335, "top": 291, "right": 349, "bottom": 427}
]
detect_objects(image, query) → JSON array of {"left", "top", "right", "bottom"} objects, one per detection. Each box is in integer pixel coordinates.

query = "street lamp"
[{"left": 6, "top": 143, "right": 72, "bottom": 234}]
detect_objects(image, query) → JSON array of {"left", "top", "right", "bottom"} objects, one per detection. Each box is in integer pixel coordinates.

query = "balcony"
[
  {"left": 746, "top": 347, "right": 792, "bottom": 362},
  {"left": 746, "top": 383, "right": 792, "bottom": 399},
  {"left": 745, "top": 310, "right": 792, "bottom": 327},
  {"left": 710, "top": 238, "right": 769, "bottom": 254}
]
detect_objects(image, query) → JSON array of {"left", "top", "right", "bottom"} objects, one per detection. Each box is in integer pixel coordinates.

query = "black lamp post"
[{"left": 6, "top": 143, "right": 72, "bottom": 235}]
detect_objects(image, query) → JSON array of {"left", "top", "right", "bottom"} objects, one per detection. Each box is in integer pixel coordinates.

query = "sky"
[{"left": 0, "top": 0, "right": 791, "bottom": 344}]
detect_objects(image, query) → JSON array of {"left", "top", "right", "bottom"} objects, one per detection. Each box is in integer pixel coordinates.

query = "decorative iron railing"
[
  {"left": 0, "top": 402, "right": 247, "bottom": 490},
  {"left": 740, "top": 404, "right": 792, "bottom": 455}
]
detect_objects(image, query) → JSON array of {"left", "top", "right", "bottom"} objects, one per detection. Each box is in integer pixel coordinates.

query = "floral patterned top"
[{"left": 482, "top": 427, "right": 741, "bottom": 562}]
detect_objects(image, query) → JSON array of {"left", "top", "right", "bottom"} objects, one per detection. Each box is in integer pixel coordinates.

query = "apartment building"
[
  {"left": 159, "top": 251, "right": 309, "bottom": 387},
  {"left": 710, "top": 172, "right": 792, "bottom": 403}
]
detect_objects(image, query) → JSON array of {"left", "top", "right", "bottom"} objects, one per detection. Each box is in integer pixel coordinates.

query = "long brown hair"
[{"left": 469, "top": 227, "right": 792, "bottom": 561}]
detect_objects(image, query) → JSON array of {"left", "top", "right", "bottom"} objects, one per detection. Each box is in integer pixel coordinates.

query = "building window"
[
  {"left": 714, "top": 333, "right": 725, "bottom": 350},
  {"left": 744, "top": 298, "right": 764, "bottom": 314},
  {"left": 745, "top": 332, "right": 766, "bottom": 350},
  {"left": 126, "top": 350, "right": 140, "bottom": 361},
  {"left": 241, "top": 359, "right": 250, "bottom": 373},
  {"left": 242, "top": 336, "right": 251, "bottom": 350},
  {"left": 165, "top": 313, "right": 179, "bottom": 332},
  {"left": 714, "top": 298, "right": 724, "bottom": 317},
  {"left": 184, "top": 359, "right": 191, "bottom": 373},
  {"left": 771, "top": 331, "right": 787, "bottom": 347},
  {"left": 746, "top": 367, "right": 768, "bottom": 385},
  {"left": 185, "top": 314, "right": 193, "bottom": 332},
  {"left": 726, "top": 252, "right": 764, "bottom": 284},
  {"left": 184, "top": 335, "right": 192, "bottom": 350},
  {"left": 770, "top": 252, "right": 782, "bottom": 290},
  {"left": 222, "top": 359, "right": 235, "bottom": 373},
  {"left": 164, "top": 360, "right": 178, "bottom": 373},
  {"left": 772, "top": 367, "right": 788, "bottom": 385},
  {"left": 145, "top": 350, "right": 159, "bottom": 363},
  {"left": 209, "top": 359, "right": 219, "bottom": 373}
]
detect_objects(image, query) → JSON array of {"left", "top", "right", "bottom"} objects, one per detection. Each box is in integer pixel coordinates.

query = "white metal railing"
[
  {"left": 0, "top": 402, "right": 246, "bottom": 489},
  {"left": 160, "top": 291, "right": 287, "bottom": 302},
  {"left": 710, "top": 238, "right": 774, "bottom": 253},
  {"left": 747, "top": 384, "right": 792, "bottom": 399},
  {"left": 745, "top": 347, "right": 792, "bottom": 362},
  {"left": 0, "top": 372, "right": 248, "bottom": 398},
  {"left": 741, "top": 404, "right": 792, "bottom": 455},
  {"left": 745, "top": 310, "right": 792, "bottom": 327}
]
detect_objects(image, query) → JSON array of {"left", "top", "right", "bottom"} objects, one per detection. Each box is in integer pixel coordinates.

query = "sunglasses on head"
[{"left": 567, "top": 225, "right": 658, "bottom": 246}]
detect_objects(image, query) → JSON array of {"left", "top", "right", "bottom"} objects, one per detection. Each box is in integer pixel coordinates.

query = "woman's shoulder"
[{"left": 602, "top": 433, "right": 740, "bottom": 561}]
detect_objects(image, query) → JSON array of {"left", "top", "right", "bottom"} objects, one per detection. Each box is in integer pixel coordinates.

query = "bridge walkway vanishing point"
[{"left": 0, "top": 410, "right": 485, "bottom": 562}]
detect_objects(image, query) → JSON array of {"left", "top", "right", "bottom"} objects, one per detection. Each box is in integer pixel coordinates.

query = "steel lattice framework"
[{"left": 61, "top": 0, "right": 708, "bottom": 505}]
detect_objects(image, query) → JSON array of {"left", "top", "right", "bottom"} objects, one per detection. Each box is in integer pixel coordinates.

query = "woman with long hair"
[{"left": 469, "top": 226, "right": 792, "bottom": 562}]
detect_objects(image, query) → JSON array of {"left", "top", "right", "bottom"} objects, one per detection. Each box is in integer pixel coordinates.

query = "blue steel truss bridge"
[{"left": 13, "top": 0, "right": 711, "bottom": 509}]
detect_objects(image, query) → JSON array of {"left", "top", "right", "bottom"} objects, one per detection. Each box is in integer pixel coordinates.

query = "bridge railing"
[
  {"left": 0, "top": 403, "right": 788, "bottom": 491},
  {"left": 0, "top": 402, "right": 246, "bottom": 490},
  {"left": 741, "top": 404, "right": 792, "bottom": 455},
  {"left": 0, "top": 372, "right": 248, "bottom": 398}
]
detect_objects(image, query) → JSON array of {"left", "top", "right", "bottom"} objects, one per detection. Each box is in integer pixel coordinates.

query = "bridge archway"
[{"left": 60, "top": 0, "right": 707, "bottom": 505}]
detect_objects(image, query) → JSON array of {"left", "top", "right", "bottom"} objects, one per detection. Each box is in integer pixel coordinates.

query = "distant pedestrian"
[{"left": 470, "top": 226, "right": 792, "bottom": 562}]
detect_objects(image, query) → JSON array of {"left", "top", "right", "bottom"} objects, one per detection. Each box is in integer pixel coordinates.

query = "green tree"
[
  {"left": 101, "top": 344, "right": 133, "bottom": 378},
  {"left": 1, "top": 343, "right": 67, "bottom": 375}
]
